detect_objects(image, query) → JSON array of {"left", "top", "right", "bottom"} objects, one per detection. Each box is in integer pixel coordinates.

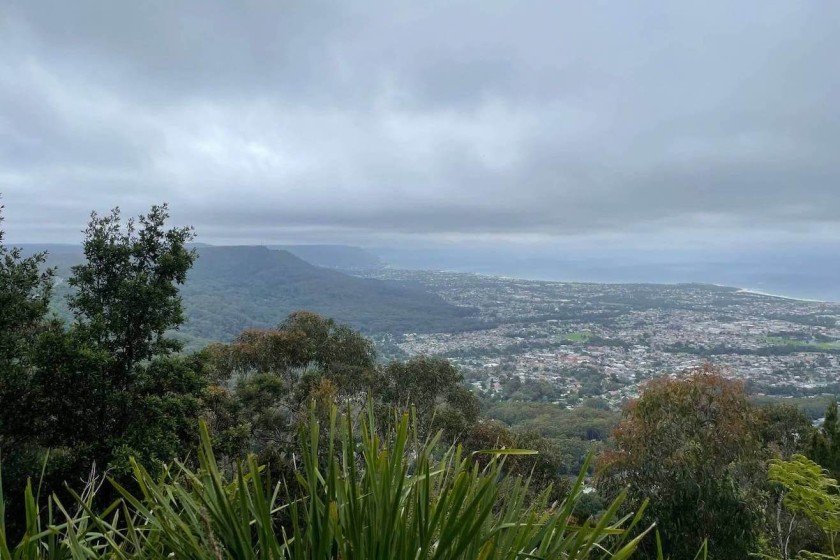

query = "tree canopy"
[
  {"left": 0, "top": 204, "right": 205, "bottom": 533},
  {"left": 598, "top": 367, "right": 768, "bottom": 560}
]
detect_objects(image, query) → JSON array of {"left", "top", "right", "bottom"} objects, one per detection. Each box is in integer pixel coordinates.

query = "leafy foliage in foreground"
[
  {"left": 0, "top": 406, "right": 653, "bottom": 559},
  {"left": 766, "top": 454, "right": 840, "bottom": 559}
]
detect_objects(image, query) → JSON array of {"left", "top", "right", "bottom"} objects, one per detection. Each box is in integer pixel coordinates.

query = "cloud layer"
[{"left": 1, "top": 1, "right": 838, "bottom": 244}]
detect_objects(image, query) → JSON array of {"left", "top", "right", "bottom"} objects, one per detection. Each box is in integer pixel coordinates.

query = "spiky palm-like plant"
[{"left": 1, "top": 405, "right": 654, "bottom": 559}]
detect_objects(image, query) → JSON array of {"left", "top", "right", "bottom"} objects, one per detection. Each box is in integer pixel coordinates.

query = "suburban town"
[{"left": 365, "top": 269, "right": 840, "bottom": 407}]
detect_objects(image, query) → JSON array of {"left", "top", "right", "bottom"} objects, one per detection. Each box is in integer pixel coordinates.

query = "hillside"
[
  {"left": 29, "top": 245, "right": 478, "bottom": 344},
  {"left": 181, "top": 246, "right": 476, "bottom": 341}
]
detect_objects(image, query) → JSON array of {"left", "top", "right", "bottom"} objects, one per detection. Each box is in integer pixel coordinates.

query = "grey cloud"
[{"left": 0, "top": 0, "right": 838, "bottom": 244}]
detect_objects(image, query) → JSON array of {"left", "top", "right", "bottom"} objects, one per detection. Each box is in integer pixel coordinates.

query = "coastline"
[{"left": 735, "top": 287, "right": 830, "bottom": 304}]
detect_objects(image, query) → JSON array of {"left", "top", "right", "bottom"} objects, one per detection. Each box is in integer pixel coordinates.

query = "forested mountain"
[
  {"left": 26, "top": 244, "right": 477, "bottom": 345},
  {"left": 181, "top": 246, "right": 476, "bottom": 341}
]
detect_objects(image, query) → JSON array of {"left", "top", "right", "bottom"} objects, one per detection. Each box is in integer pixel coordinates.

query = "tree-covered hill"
[
  {"left": 181, "top": 246, "right": 477, "bottom": 340},
  {"left": 26, "top": 244, "right": 479, "bottom": 343}
]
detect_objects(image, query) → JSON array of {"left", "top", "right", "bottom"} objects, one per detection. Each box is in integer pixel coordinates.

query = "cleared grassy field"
[
  {"left": 764, "top": 336, "right": 840, "bottom": 351},
  {"left": 565, "top": 331, "right": 593, "bottom": 343}
]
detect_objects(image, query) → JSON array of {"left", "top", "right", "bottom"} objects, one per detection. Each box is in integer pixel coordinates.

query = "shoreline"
[{"left": 734, "top": 287, "right": 830, "bottom": 304}]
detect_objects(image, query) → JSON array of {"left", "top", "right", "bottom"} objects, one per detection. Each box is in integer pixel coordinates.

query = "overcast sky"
[{"left": 1, "top": 1, "right": 838, "bottom": 247}]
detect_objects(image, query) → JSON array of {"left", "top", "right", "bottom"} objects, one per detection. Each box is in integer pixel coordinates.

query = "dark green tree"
[
  {"left": 47, "top": 205, "right": 201, "bottom": 473},
  {"left": 278, "top": 311, "right": 376, "bottom": 377},
  {"left": 108, "top": 353, "right": 208, "bottom": 475},
  {"left": 0, "top": 204, "right": 54, "bottom": 366},
  {"left": 0, "top": 200, "right": 57, "bottom": 510},
  {"left": 809, "top": 399, "right": 840, "bottom": 480},
  {"left": 68, "top": 204, "right": 196, "bottom": 378},
  {"left": 379, "top": 356, "right": 475, "bottom": 424},
  {"left": 0, "top": 201, "right": 55, "bottom": 450},
  {"left": 760, "top": 402, "right": 815, "bottom": 459},
  {"left": 0, "top": 204, "right": 205, "bottom": 528}
]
